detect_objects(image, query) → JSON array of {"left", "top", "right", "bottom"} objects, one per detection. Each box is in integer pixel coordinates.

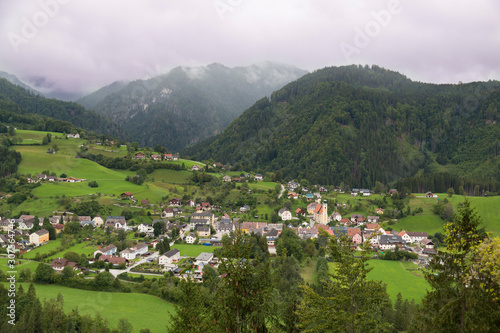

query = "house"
[
  {"left": 407, "top": 231, "right": 428, "bottom": 243},
  {"left": 240, "top": 222, "right": 267, "bottom": 234},
  {"left": 278, "top": 208, "right": 292, "bottom": 221},
  {"left": 120, "top": 243, "right": 148, "bottom": 260},
  {"left": 27, "top": 177, "right": 37, "bottom": 183},
  {"left": 420, "top": 238, "right": 435, "bottom": 249},
  {"left": 362, "top": 189, "right": 371, "bottom": 196},
  {"left": 240, "top": 205, "right": 251, "bottom": 213},
  {"left": 217, "top": 220, "right": 235, "bottom": 235},
  {"left": 105, "top": 216, "right": 127, "bottom": 230},
  {"left": 92, "top": 215, "right": 104, "bottom": 228},
  {"left": 121, "top": 192, "right": 134, "bottom": 199},
  {"left": 162, "top": 208, "right": 174, "bottom": 218},
  {"left": 29, "top": 229, "right": 49, "bottom": 246},
  {"left": 37, "top": 174, "right": 48, "bottom": 180},
  {"left": 0, "top": 234, "right": 9, "bottom": 248},
  {"left": 80, "top": 220, "right": 95, "bottom": 228},
  {"left": 169, "top": 197, "right": 182, "bottom": 206},
  {"left": 398, "top": 230, "right": 412, "bottom": 243},
  {"left": 388, "top": 189, "right": 399, "bottom": 196},
  {"left": 305, "top": 193, "right": 314, "bottom": 200},
  {"left": 350, "top": 214, "right": 364, "bottom": 224},
  {"left": 195, "top": 252, "right": 214, "bottom": 267},
  {"left": 367, "top": 216, "right": 379, "bottom": 223},
  {"left": 164, "top": 153, "right": 179, "bottom": 161},
  {"left": 254, "top": 174, "right": 263, "bottom": 181},
  {"left": 98, "top": 255, "right": 127, "bottom": 266},
  {"left": 159, "top": 249, "right": 181, "bottom": 265},
  {"left": 266, "top": 229, "right": 279, "bottom": 247},
  {"left": 339, "top": 218, "right": 350, "bottom": 226},
  {"left": 223, "top": 175, "right": 231, "bottom": 182},
  {"left": 365, "top": 223, "right": 380, "bottom": 231},
  {"left": 347, "top": 228, "right": 363, "bottom": 244},
  {"left": 50, "top": 258, "right": 77, "bottom": 272},
  {"left": 319, "top": 186, "right": 328, "bottom": 192},
  {"left": 191, "top": 165, "right": 202, "bottom": 171},
  {"left": 185, "top": 233, "right": 196, "bottom": 244},
  {"left": 150, "top": 154, "right": 161, "bottom": 160},
  {"left": 196, "top": 225, "right": 210, "bottom": 237},
  {"left": 287, "top": 192, "right": 299, "bottom": 200},
  {"left": 67, "top": 133, "right": 80, "bottom": 138},
  {"left": 379, "top": 235, "right": 406, "bottom": 250},
  {"left": 137, "top": 223, "right": 154, "bottom": 234},
  {"left": 94, "top": 244, "right": 117, "bottom": 257},
  {"left": 186, "top": 199, "right": 196, "bottom": 207},
  {"left": 375, "top": 208, "right": 385, "bottom": 215},
  {"left": 53, "top": 224, "right": 64, "bottom": 234},
  {"left": 295, "top": 208, "right": 305, "bottom": 216},
  {"left": 425, "top": 192, "right": 437, "bottom": 198},
  {"left": 0, "top": 219, "right": 11, "bottom": 232},
  {"left": 17, "top": 220, "right": 34, "bottom": 230},
  {"left": 134, "top": 152, "right": 145, "bottom": 160},
  {"left": 330, "top": 212, "right": 342, "bottom": 222},
  {"left": 200, "top": 202, "right": 211, "bottom": 211},
  {"left": 191, "top": 211, "right": 216, "bottom": 226}
]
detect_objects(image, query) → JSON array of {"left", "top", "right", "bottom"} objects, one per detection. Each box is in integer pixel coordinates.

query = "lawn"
[
  {"left": 149, "top": 169, "right": 192, "bottom": 184},
  {"left": 392, "top": 214, "right": 445, "bottom": 235},
  {"left": 325, "top": 259, "right": 429, "bottom": 303},
  {"left": 2, "top": 283, "right": 174, "bottom": 332},
  {"left": 46, "top": 242, "right": 98, "bottom": 260},
  {"left": 22, "top": 239, "right": 62, "bottom": 259},
  {"left": 0, "top": 258, "right": 40, "bottom": 276},
  {"left": 171, "top": 244, "right": 218, "bottom": 257},
  {"left": 366, "top": 260, "right": 429, "bottom": 303}
]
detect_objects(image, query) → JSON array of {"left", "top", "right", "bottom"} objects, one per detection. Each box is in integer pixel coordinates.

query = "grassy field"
[
  {"left": 366, "top": 260, "right": 429, "bottom": 303},
  {"left": 392, "top": 214, "right": 445, "bottom": 235},
  {"left": 324, "top": 259, "right": 429, "bottom": 303},
  {"left": 0, "top": 258, "right": 40, "bottom": 276},
  {"left": 171, "top": 244, "right": 218, "bottom": 257},
  {"left": 22, "top": 239, "right": 62, "bottom": 259},
  {"left": 46, "top": 242, "right": 98, "bottom": 260},
  {"left": 2, "top": 283, "right": 174, "bottom": 332},
  {"left": 149, "top": 169, "right": 192, "bottom": 184}
]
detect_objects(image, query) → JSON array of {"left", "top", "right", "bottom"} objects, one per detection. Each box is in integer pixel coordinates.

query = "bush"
[{"left": 88, "top": 180, "right": 98, "bottom": 188}]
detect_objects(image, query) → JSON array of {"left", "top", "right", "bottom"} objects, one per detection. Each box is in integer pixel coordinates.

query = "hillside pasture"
[
  {"left": 171, "top": 244, "right": 218, "bottom": 257},
  {"left": 2, "top": 283, "right": 174, "bottom": 332},
  {"left": 22, "top": 239, "right": 63, "bottom": 259}
]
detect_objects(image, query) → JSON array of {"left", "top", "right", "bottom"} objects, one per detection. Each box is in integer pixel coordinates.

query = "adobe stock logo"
[
  {"left": 7, "top": 0, "right": 72, "bottom": 53},
  {"left": 340, "top": 0, "right": 403, "bottom": 62}
]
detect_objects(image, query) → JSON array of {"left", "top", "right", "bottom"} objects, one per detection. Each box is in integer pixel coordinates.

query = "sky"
[{"left": 1, "top": 0, "right": 499, "bottom": 97}]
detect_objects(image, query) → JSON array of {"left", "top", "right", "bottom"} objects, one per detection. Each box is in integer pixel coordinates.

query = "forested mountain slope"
[
  {"left": 185, "top": 65, "right": 500, "bottom": 191},
  {"left": 0, "top": 79, "right": 122, "bottom": 137},
  {"left": 80, "top": 63, "right": 307, "bottom": 151}
]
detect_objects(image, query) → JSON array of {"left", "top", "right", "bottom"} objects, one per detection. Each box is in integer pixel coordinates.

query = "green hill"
[{"left": 185, "top": 65, "right": 500, "bottom": 191}]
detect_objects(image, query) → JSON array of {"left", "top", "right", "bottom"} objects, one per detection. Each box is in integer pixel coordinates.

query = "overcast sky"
[{"left": 1, "top": 0, "right": 499, "bottom": 97}]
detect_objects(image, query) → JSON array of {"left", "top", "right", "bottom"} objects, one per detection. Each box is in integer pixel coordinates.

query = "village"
[{"left": 1, "top": 176, "right": 439, "bottom": 282}]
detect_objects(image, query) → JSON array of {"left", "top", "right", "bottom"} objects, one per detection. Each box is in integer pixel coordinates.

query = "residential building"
[
  {"left": 120, "top": 243, "right": 148, "bottom": 260},
  {"left": 278, "top": 208, "right": 292, "bottom": 221},
  {"left": 94, "top": 244, "right": 117, "bottom": 257},
  {"left": 29, "top": 229, "right": 49, "bottom": 246},
  {"left": 159, "top": 249, "right": 181, "bottom": 265}
]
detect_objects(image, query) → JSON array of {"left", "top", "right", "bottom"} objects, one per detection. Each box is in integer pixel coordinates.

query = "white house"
[
  {"left": 278, "top": 208, "right": 292, "bottom": 221},
  {"left": 330, "top": 212, "right": 342, "bottom": 222},
  {"left": 398, "top": 230, "right": 412, "bottom": 243},
  {"left": 138, "top": 223, "right": 153, "bottom": 233},
  {"left": 195, "top": 252, "right": 214, "bottom": 266},
  {"left": 159, "top": 248, "right": 180, "bottom": 265},
  {"left": 407, "top": 232, "right": 428, "bottom": 243},
  {"left": 120, "top": 243, "right": 148, "bottom": 260},
  {"left": 92, "top": 215, "right": 104, "bottom": 228},
  {"left": 185, "top": 233, "right": 196, "bottom": 244}
]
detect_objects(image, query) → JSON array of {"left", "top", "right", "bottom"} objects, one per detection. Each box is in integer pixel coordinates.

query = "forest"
[{"left": 185, "top": 65, "right": 500, "bottom": 191}]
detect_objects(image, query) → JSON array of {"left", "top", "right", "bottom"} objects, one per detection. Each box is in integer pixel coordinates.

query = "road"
[
  {"left": 106, "top": 251, "right": 159, "bottom": 277},
  {"left": 278, "top": 184, "right": 285, "bottom": 199}
]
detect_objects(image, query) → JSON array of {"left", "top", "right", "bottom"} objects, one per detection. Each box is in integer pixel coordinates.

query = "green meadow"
[
  {"left": 171, "top": 244, "right": 218, "bottom": 257},
  {"left": 325, "top": 259, "right": 429, "bottom": 303},
  {"left": 0, "top": 258, "right": 40, "bottom": 276},
  {"left": 366, "top": 260, "right": 429, "bottom": 302},
  {"left": 2, "top": 283, "right": 174, "bottom": 332},
  {"left": 46, "top": 241, "right": 98, "bottom": 260},
  {"left": 22, "top": 239, "right": 63, "bottom": 259}
]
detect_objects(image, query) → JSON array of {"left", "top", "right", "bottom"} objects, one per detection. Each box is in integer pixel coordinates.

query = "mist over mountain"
[
  {"left": 0, "top": 71, "right": 41, "bottom": 95},
  {"left": 185, "top": 65, "right": 500, "bottom": 191},
  {"left": 78, "top": 62, "right": 307, "bottom": 151}
]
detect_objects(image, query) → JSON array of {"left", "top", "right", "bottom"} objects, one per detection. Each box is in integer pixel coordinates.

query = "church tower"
[{"left": 322, "top": 199, "right": 328, "bottom": 224}]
